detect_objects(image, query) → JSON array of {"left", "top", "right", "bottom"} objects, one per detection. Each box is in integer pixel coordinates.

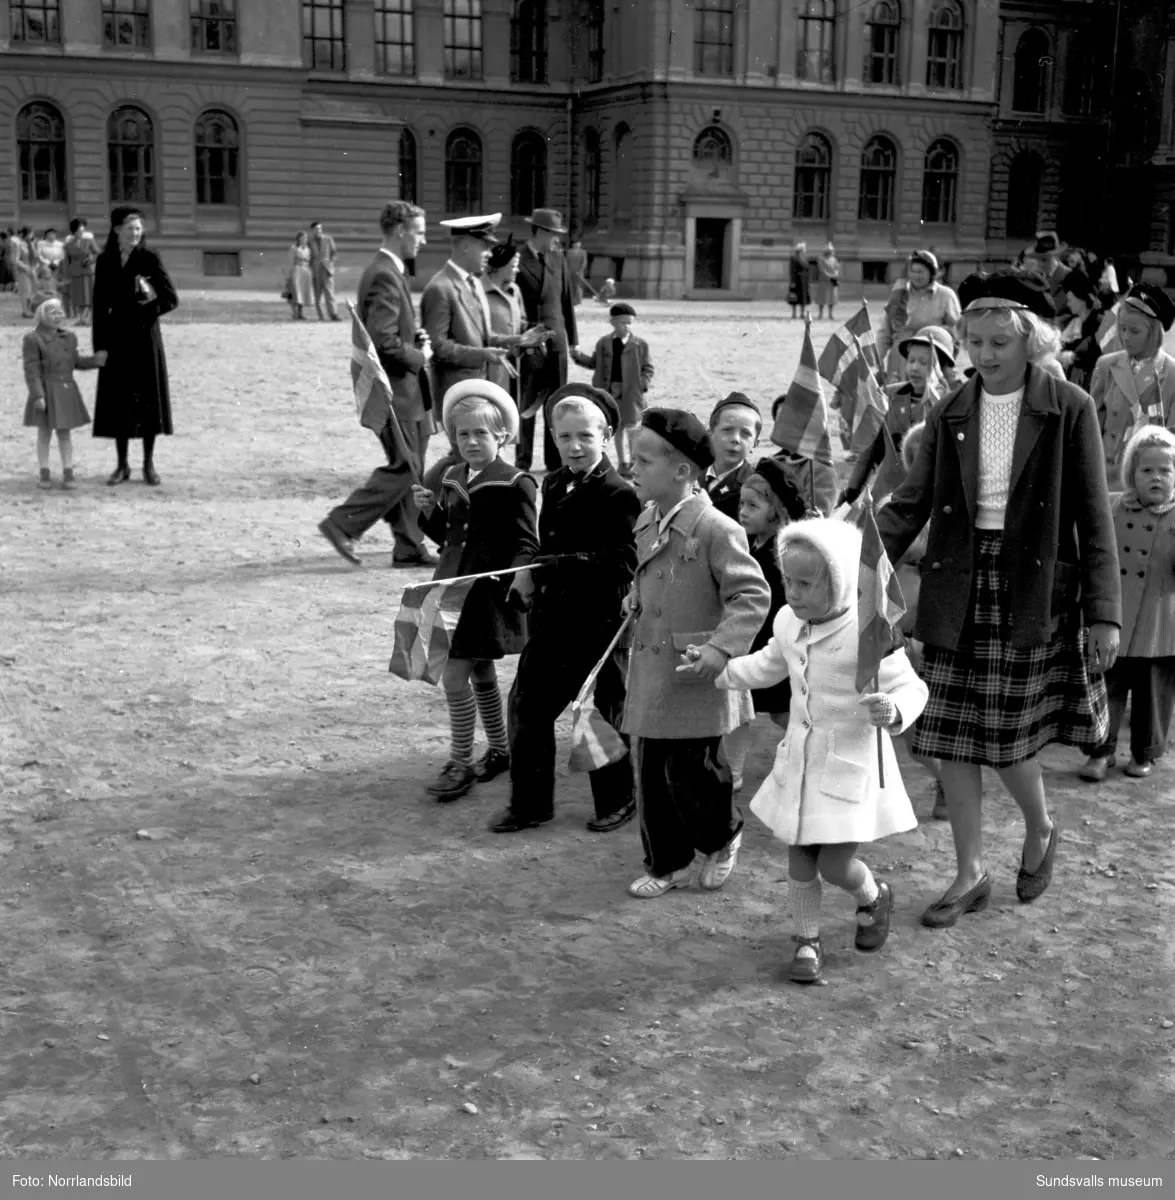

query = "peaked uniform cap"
[{"left": 439, "top": 214, "right": 501, "bottom": 243}]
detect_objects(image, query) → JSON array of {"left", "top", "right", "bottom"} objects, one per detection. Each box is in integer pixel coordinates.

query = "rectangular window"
[
  {"left": 303, "top": 0, "right": 345, "bottom": 70},
  {"left": 191, "top": 0, "right": 236, "bottom": 53},
  {"left": 375, "top": 0, "right": 414, "bottom": 75},
  {"left": 10, "top": 0, "right": 61, "bottom": 42},
  {"left": 103, "top": 0, "right": 150, "bottom": 48},
  {"left": 864, "top": 22, "right": 897, "bottom": 84},
  {"left": 796, "top": 1, "right": 835, "bottom": 83},
  {"left": 203, "top": 251, "right": 241, "bottom": 277},
  {"left": 587, "top": 0, "right": 604, "bottom": 82},
  {"left": 694, "top": 0, "right": 734, "bottom": 77},
  {"left": 444, "top": 0, "right": 482, "bottom": 80}
]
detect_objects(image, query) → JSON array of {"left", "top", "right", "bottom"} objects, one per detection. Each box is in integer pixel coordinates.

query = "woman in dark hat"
[
  {"left": 877, "top": 268, "right": 1121, "bottom": 929},
  {"left": 482, "top": 234, "right": 524, "bottom": 396},
  {"left": 878, "top": 250, "right": 961, "bottom": 384},
  {"left": 91, "top": 206, "right": 178, "bottom": 486},
  {"left": 1057, "top": 269, "right": 1104, "bottom": 391},
  {"left": 1089, "top": 283, "right": 1175, "bottom": 487}
]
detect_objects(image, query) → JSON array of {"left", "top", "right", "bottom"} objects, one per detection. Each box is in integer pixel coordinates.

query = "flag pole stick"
[
  {"left": 401, "top": 556, "right": 576, "bottom": 593},
  {"left": 875, "top": 672, "right": 886, "bottom": 789}
]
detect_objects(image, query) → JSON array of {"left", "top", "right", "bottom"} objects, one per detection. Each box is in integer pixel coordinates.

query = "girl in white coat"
[{"left": 715, "top": 518, "right": 928, "bottom": 984}]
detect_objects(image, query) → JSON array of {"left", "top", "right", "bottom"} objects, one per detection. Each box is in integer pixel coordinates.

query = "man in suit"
[
  {"left": 309, "top": 220, "right": 339, "bottom": 321},
  {"left": 514, "top": 208, "right": 579, "bottom": 472},
  {"left": 419, "top": 214, "right": 516, "bottom": 407},
  {"left": 318, "top": 200, "right": 434, "bottom": 567}
]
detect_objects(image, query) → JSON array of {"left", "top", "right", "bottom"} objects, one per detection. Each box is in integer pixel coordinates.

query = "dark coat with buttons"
[
  {"left": 417, "top": 457, "right": 540, "bottom": 660},
  {"left": 704, "top": 460, "right": 754, "bottom": 522},
  {"left": 877, "top": 364, "right": 1121, "bottom": 651}
]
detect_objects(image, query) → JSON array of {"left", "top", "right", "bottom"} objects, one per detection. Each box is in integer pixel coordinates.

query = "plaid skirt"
[{"left": 912, "top": 532, "right": 1109, "bottom": 767}]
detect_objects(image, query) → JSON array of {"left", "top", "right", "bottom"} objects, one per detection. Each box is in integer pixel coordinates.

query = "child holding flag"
[
  {"left": 712, "top": 518, "right": 928, "bottom": 983},
  {"left": 411, "top": 380, "right": 539, "bottom": 802}
]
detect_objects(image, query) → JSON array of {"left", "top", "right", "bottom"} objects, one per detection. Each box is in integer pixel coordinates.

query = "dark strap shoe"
[
  {"left": 854, "top": 880, "right": 894, "bottom": 953},
  {"left": 586, "top": 802, "right": 636, "bottom": 833},
  {"left": 488, "top": 807, "right": 553, "bottom": 833},
  {"left": 143, "top": 465, "right": 161, "bottom": 486},
  {"left": 473, "top": 748, "right": 510, "bottom": 781},
  {"left": 921, "top": 874, "right": 992, "bottom": 928},
  {"left": 426, "top": 760, "right": 476, "bottom": 802},
  {"left": 106, "top": 465, "right": 131, "bottom": 486},
  {"left": 1016, "top": 824, "right": 1058, "bottom": 904},
  {"left": 787, "top": 935, "right": 823, "bottom": 983}
]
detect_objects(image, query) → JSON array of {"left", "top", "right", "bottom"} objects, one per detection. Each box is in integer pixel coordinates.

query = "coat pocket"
[{"left": 818, "top": 733, "right": 869, "bottom": 805}]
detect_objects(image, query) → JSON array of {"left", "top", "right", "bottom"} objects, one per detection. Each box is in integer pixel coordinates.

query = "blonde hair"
[
  {"left": 551, "top": 397, "right": 610, "bottom": 435},
  {"left": 1121, "top": 423, "right": 1175, "bottom": 489},
  {"left": 957, "top": 306, "right": 1061, "bottom": 362},
  {"left": 1118, "top": 303, "right": 1165, "bottom": 361},
  {"left": 901, "top": 420, "right": 927, "bottom": 474},
  {"left": 445, "top": 396, "right": 510, "bottom": 442},
  {"left": 740, "top": 473, "right": 787, "bottom": 528},
  {"left": 34, "top": 297, "right": 64, "bottom": 324}
]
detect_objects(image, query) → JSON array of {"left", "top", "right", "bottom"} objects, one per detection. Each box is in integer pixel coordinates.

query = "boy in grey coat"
[{"left": 623, "top": 408, "right": 770, "bottom": 899}]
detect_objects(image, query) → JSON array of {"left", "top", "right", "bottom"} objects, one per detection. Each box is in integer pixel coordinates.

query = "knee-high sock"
[
  {"left": 447, "top": 687, "right": 477, "bottom": 764},
  {"left": 850, "top": 863, "right": 879, "bottom": 908},
  {"left": 473, "top": 681, "right": 508, "bottom": 752},
  {"left": 57, "top": 430, "right": 73, "bottom": 469},
  {"left": 789, "top": 876, "right": 823, "bottom": 941},
  {"left": 36, "top": 427, "right": 52, "bottom": 470}
]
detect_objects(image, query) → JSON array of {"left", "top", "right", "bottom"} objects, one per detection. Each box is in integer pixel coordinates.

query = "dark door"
[{"left": 694, "top": 218, "right": 728, "bottom": 289}]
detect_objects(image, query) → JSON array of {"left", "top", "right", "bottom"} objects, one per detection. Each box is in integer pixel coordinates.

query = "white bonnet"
[
  {"left": 778, "top": 517, "right": 863, "bottom": 611},
  {"left": 34, "top": 297, "right": 64, "bottom": 325}
]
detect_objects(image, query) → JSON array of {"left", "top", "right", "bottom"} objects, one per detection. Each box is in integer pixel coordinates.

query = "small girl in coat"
[
  {"left": 412, "top": 380, "right": 539, "bottom": 803},
  {"left": 716, "top": 518, "right": 928, "bottom": 984},
  {"left": 1080, "top": 424, "right": 1175, "bottom": 782},
  {"left": 22, "top": 297, "right": 106, "bottom": 489}
]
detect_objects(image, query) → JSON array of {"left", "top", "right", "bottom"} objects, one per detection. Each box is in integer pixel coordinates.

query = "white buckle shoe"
[
  {"left": 628, "top": 867, "right": 693, "bottom": 899},
  {"left": 700, "top": 832, "right": 742, "bottom": 891}
]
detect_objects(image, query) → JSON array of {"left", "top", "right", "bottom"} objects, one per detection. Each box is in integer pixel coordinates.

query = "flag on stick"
[
  {"left": 389, "top": 579, "right": 476, "bottom": 684},
  {"left": 1097, "top": 303, "right": 1121, "bottom": 354},
  {"left": 855, "top": 493, "right": 907, "bottom": 695},
  {"left": 818, "top": 302, "right": 882, "bottom": 425},
  {"left": 872, "top": 422, "right": 906, "bottom": 504},
  {"left": 348, "top": 301, "right": 419, "bottom": 478},
  {"left": 771, "top": 321, "right": 834, "bottom": 467},
  {"left": 568, "top": 616, "right": 632, "bottom": 772},
  {"left": 849, "top": 334, "right": 889, "bottom": 458}
]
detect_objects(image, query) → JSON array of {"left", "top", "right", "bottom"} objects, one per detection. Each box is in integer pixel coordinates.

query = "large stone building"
[{"left": 3, "top": 0, "right": 1171, "bottom": 296}]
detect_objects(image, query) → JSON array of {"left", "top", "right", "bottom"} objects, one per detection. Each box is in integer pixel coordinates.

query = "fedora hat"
[{"left": 527, "top": 208, "right": 567, "bottom": 234}]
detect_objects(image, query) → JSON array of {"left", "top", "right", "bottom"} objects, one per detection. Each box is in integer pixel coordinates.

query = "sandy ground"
[{"left": 0, "top": 290, "right": 1173, "bottom": 1161}]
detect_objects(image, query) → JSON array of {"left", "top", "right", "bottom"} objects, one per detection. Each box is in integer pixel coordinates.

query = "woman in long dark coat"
[
  {"left": 92, "top": 206, "right": 178, "bottom": 486},
  {"left": 788, "top": 241, "right": 810, "bottom": 320}
]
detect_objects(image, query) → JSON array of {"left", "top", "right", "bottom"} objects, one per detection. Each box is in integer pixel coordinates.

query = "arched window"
[
  {"left": 693, "top": 126, "right": 733, "bottom": 167},
  {"left": 194, "top": 109, "right": 239, "bottom": 205},
  {"left": 445, "top": 127, "right": 482, "bottom": 214},
  {"left": 796, "top": 0, "right": 835, "bottom": 82},
  {"left": 511, "top": 0, "right": 546, "bottom": 83},
  {"left": 511, "top": 131, "right": 547, "bottom": 217},
  {"left": 1012, "top": 28, "right": 1050, "bottom": 113},
  {"left": 582, "top": 127, "right": 601, "bottom": 224},
  {"left": 17, "top": 101, "right": 67, "bottom": 203},
  {"left": 614, "top": 123, "right": 633, "bottom": 222},
  {"left": 1005, "top": 150, "right": 1043, "bottom": 239},
  {"left": 858, "top": 135, "right": 897, "bottom": 221},
  {"left": 921, "top": 138, "right": 958, "bottom": 224},
  {"left": 399, "top": 128, "right": 417, "bottom": 204},
  {"left": 926, "top": 0, "right": 963, "bottom": 90},
  {"left": 864, "top": 1, "right": 899, "bottom": 85},
  {"left": 793, "top": 132, "right": 831, "bottom": 220},
  {"left": 107, "top": 105, "right": 155, "bottom": 204},
  {"left": 1063, "top": 33, "right": 1102, "bottom": 117},
  {"left": 586, "top": 0, "right": 604, "bottom": 82}
]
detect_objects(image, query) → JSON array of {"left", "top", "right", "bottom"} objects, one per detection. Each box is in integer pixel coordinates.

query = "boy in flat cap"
[
  {"left": 571, "top": 302, "right": 654, "bottom": 477},
  {"left": 704, "top": 392, "right": 761, "bottom": 520},
  {"left": 490, "top": 382, "right": 642, "bottom": 834},
  {"left": 623, "top": 408, "right": 770, "bottom": 899}
]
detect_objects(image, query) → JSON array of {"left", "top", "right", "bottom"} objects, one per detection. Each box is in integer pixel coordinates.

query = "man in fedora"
[{"left": 514, "top": 207, "right": 579, "bottom": 472}]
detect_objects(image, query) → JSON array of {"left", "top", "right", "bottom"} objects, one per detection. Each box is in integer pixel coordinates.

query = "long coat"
[
  {"left": 515, "top": 243, "right": 578, "bottom": 354},
  {"left": 718, "top": 607, "right": 926, "bottom": 846},
  {"left": 571, "top": 333, "right": 653, "bottom": 426},
  {"left": 877, "top": 364, "right": 1122, "bottom": 651},
  {"left": 420, "top": 262, "right": 504, "bottom": 405},
  {"left": 1090, "top": 349, "right": 1175, "bottom": 483},
  {"left": 92, "top": 244, "right": 178, "bottom": 439},
  {"left": 1112, "top": 496, "right": 1175, "bottom": 658},
  {"left": 22, "top": 327, "right": 100, "bottom": 430},
  {"left": 621, "top": 492, "right": 769, "bottom": 739},
  {"left": 788, "top": 253, "right": 810, "bottom": 306},
  {"left": 417, "top": 457, "right": 539, "bottom": 660},
  {"left": 356, "top": 250, "right": 427, "bottom": 424},
  {"left": 63, "top": 234, "right": 97, "bottom": 309}
]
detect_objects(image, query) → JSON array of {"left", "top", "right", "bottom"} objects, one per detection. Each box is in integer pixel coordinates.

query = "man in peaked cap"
[{"left": 515, "top": 207, "right": 580, "bottom": 472}]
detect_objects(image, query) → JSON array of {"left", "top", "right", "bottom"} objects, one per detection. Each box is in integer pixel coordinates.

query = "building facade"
[{"left": 2, "top": 0, "right": 1169, "bottom": 297}]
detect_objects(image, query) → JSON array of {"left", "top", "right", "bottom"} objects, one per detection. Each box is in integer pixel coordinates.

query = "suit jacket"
[
  {"left": 356, "top": 250, "right": 427, "bottom": 424},
  {"left": 571, "top": 333, "right": 653, "bottom": 425},
  {"left": 309, "top": 233, "right": 337, "bottom": 279},
  {"left": 515, "top": 243, "right": 578, "bottom": 354},
  {"left": 622, "top": 492, "right": 770, "bottom": 739},
  {"left": 877, "top": 363, "right": 1121, "bottom": 651},
  {"left": 420, "top": 262, "right": 503, "bottom": 404},
  {"left": 1090, "top": 349, "right": 1175, "bottom": 480}
]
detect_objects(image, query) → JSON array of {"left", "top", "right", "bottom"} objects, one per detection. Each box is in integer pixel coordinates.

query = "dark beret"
[
  {"left": 640, "top": 407, "right": 714, "bottom": 470},
  {"left": 609, "top": 302, "right": 636, "bottom": 318},
  {"left": 709, "top": 391, "right": 762, "bottom": 428},
  {"left": 750, "top": 457, "right": 806, "bottom": 522},
  {"left": 957, "top": 269, "right": 1056, "bottom": 321},
  {"left": 1122, "top": 282, "right": 1175, "bottom": 333},
  {"left": 545, "top": 382, "right": 621, "bottom": 435},
  {"left": 109, "top": 205, "right": 143, "bottom": 230},
  {"left": 486, "top": 234, "right": 517, "bottom": 271}
]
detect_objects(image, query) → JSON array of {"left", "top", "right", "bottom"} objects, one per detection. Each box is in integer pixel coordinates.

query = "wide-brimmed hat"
[
  {"left": 898, "top": 324, "right": 956, "bottom": 368},
  {"left": 527, "top": 208, "right": 567, "bottom": 234},
  {"left": 442, "top": 379, "right": 519, "bottom": 442}
]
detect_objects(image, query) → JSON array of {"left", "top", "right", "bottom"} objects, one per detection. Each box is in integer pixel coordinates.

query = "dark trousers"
[
  {"left": 517, "top": 348, "right": 566, "bottom": 472},
  {"left": 328, "top": 416, "right": 431, "bottom": 555},
  {"left": 507, "top": 624, "right": 632, "bottom": 820},
  {"left": 636, "top": 736, "right": 742, "bottom": 877},
  {"left": 1096, "top": 655, "right": 1175, "bottom": 764}
]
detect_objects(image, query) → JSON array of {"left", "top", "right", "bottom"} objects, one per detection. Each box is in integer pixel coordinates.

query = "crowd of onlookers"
[{"left": 1, "top": 221, "right": 98, "bottom": 324}]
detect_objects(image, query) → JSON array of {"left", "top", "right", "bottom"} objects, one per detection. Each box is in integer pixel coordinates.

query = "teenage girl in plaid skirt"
[{"left": 878, "top": 270, "right": 1122, "bottom": 930}]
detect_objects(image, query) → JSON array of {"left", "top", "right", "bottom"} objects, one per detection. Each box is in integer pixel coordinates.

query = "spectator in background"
[
  {"left": 284, "top": 230, "right": 313, "bottom": 320},
  {"left": 565, "top": 237, "right": 593, "bottom": 304},
  {"left": 877, "top": 250, "right": 961, "bottom": 383},
  {"left": 309, "top": 220, "right": 339, "bottom": 321},
  {"left": 788, "top": 241, "right": 810, "bottom": 321},
  {"left": 815, "top": 242, "right": 839, "bottom": 321},
  {"left": 63, "top": 218, "right": 98, "bottom": 326}
]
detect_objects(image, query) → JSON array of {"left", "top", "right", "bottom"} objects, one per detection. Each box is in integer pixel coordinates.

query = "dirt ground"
[{"left": 1, "top": 289, "right": 1173, "bottom": 1161}]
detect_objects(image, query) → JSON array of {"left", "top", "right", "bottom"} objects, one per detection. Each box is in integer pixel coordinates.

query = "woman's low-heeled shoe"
[
  {"left": 1016, "top": 824, "right": 1058, "bottom": 903},
  {"left": 106, "top": 465, "right": 131, "bottom": 486},
  {"left": 143, "top": 465, "right": 161, "bottom": 486},
  {"left": 921, "top": 874, "right": 992, "bottom": 928}
]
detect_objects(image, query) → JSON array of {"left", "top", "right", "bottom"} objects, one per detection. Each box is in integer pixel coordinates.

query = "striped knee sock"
[
  {"left": 473, "top": 681, "right": 508, "bottom": 752},
  {"left": 789, "top": 876, "right": 823, "bottom": 943},
  {"left": 447, "top": 687, "right": 477, "bottom": 764}
]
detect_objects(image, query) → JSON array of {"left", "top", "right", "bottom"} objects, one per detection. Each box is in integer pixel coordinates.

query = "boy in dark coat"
[
  {"left": 703, "top": 392, "right": 761, "bottom": 520},
  {"left": 491, "top": 383, "right": 642, "bottom": 833}
]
